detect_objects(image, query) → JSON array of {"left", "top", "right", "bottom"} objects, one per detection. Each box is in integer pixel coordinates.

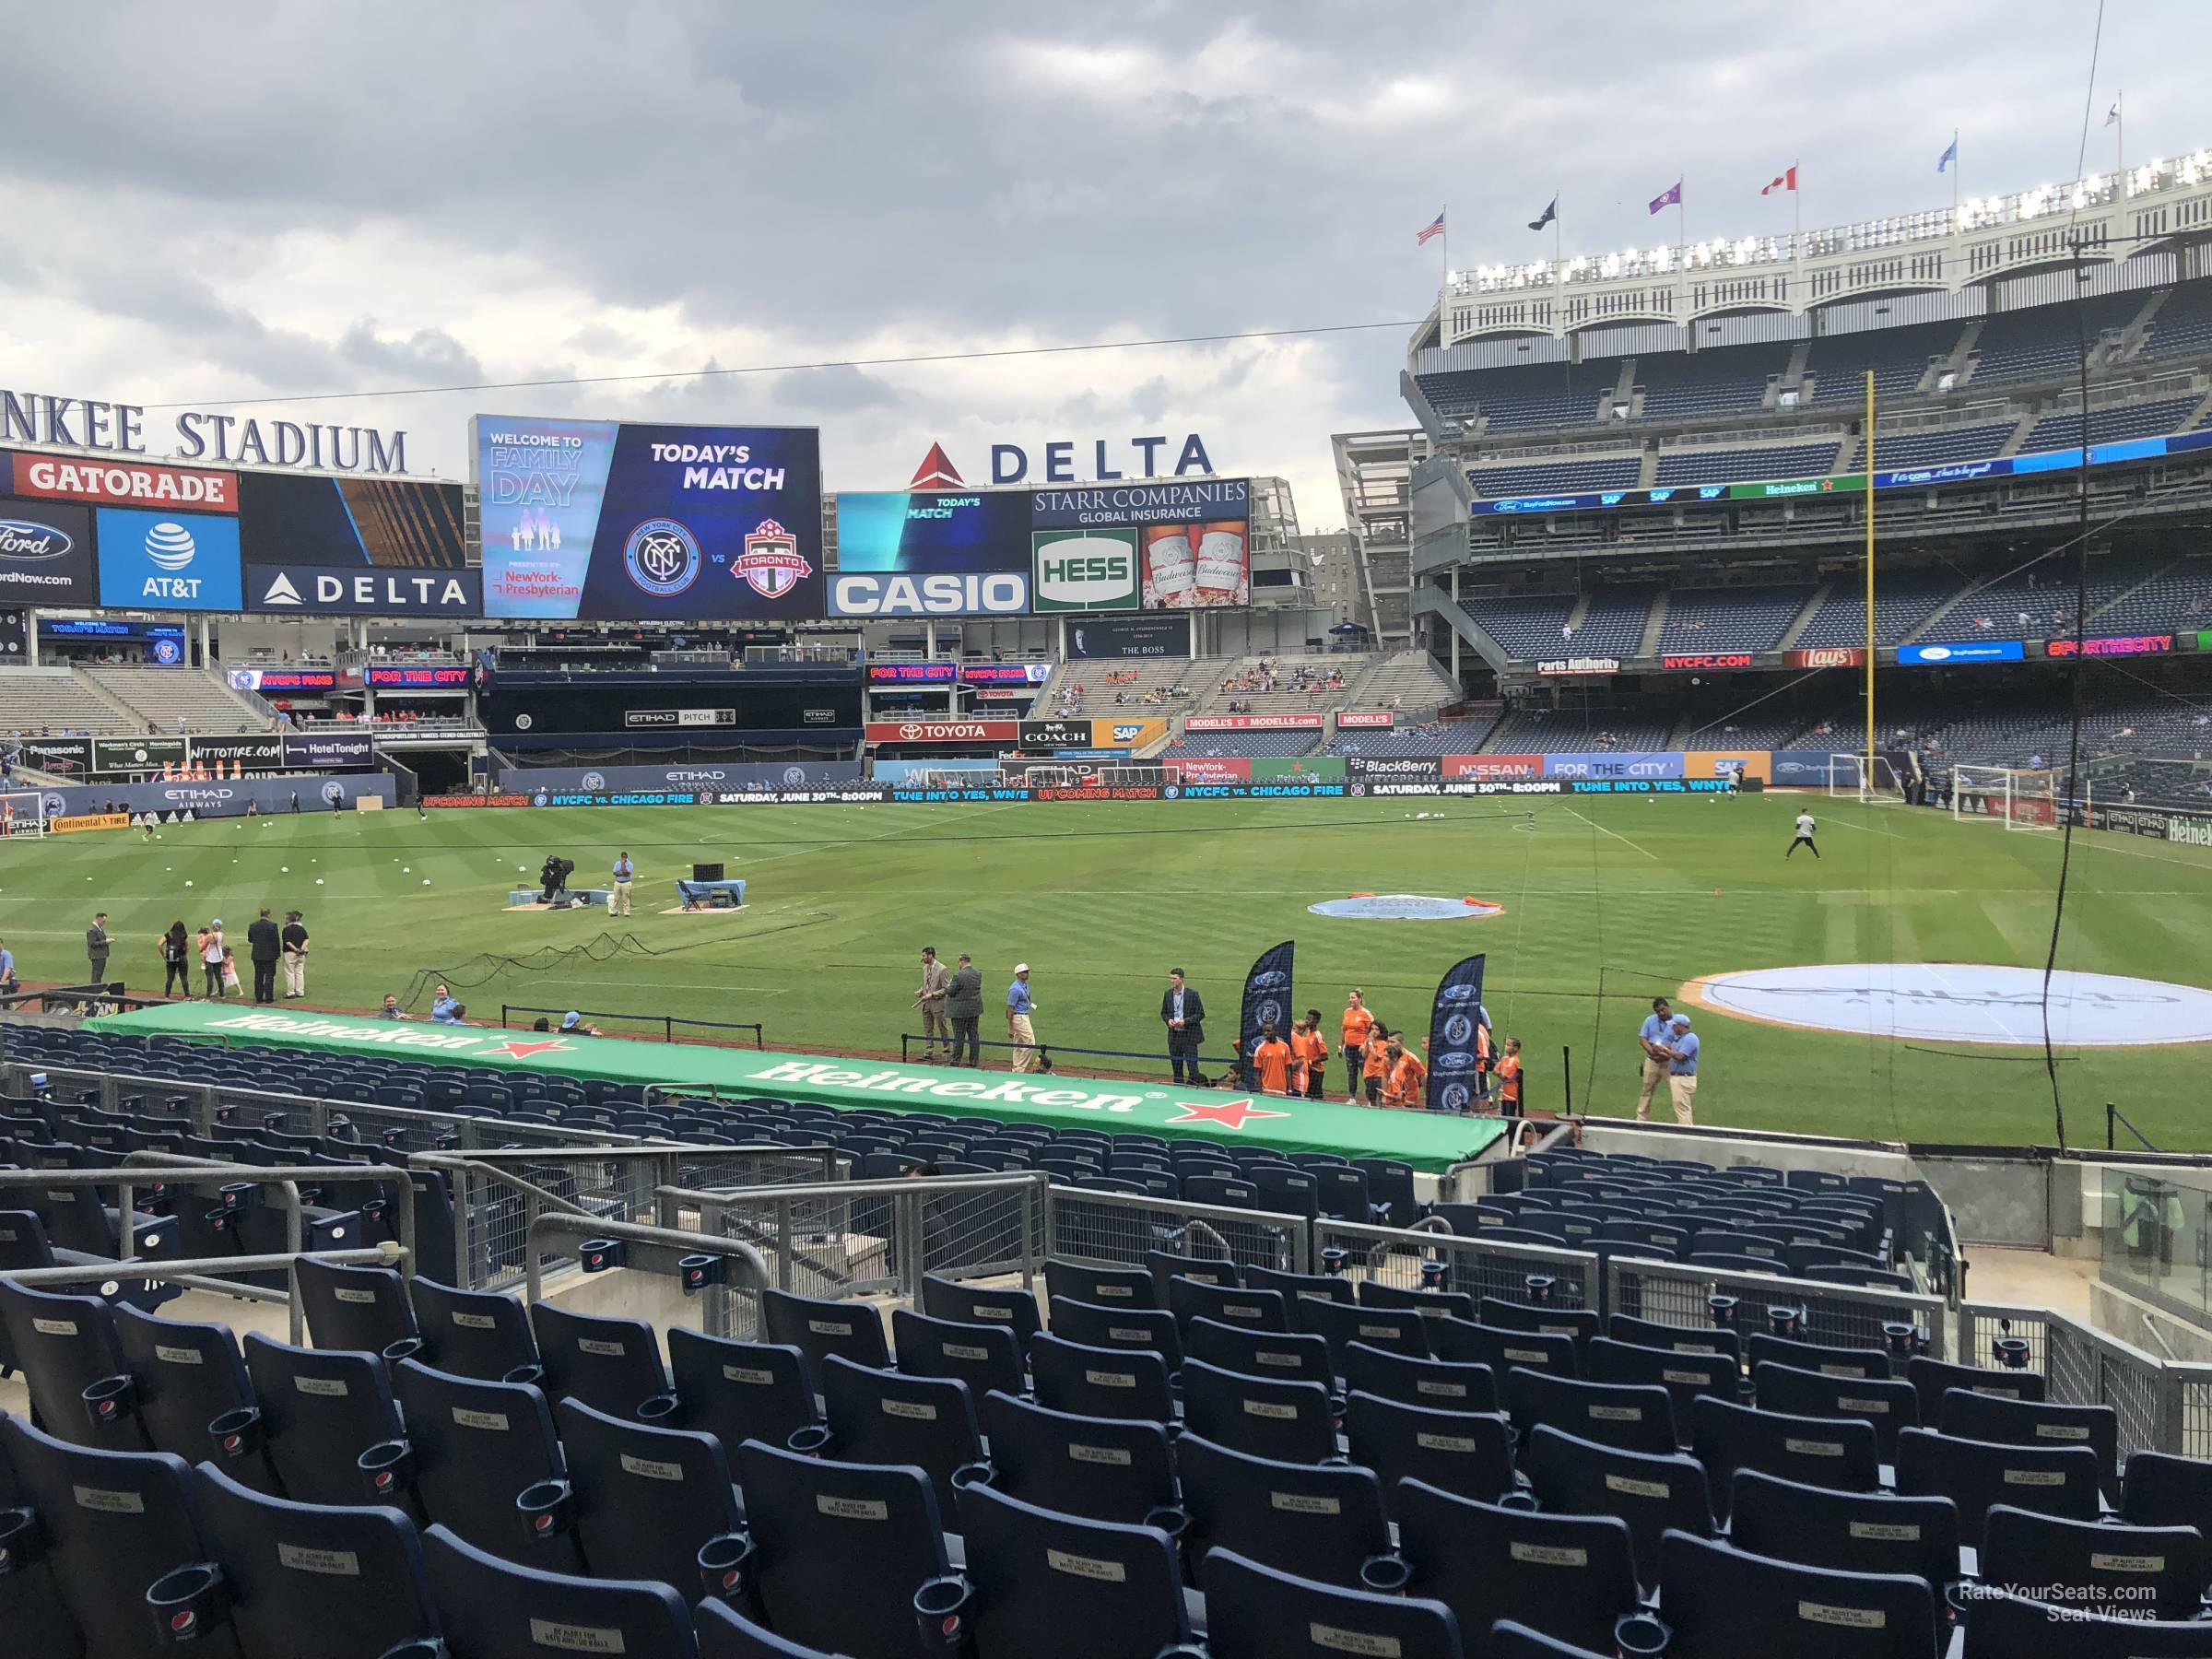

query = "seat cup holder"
[
  {"left": 949, "top": 1459, "right": 995, "bottom": 1492},
  {"left": 0, "top": 1504, "right": 46, "bottom": 1571},
  {"left": 208, "top": 1406, "right": 264, "bottom": 1461},
  {"left": 381, "top": 1337, "right": 424, "bottom": 1364},
  {"left": 697, "top": 1530, "right": 757, "bottom": 1604},
  {"left": 500, "top": 1364, "right": 546, "bottom": 1388},
  {"left": 1615, "top": 1612, "right": 1670, "bottom": 1655},
  {"left": 636, "top": 1393, "right": 682, "bottom": 1424},
  {"left": 81, "top": 1371, "right": 137, "bottom": 1431},
  {"left": 785, "top": 1425, "right": 834, "bottom": 1457},
  {"left": 1993, "top": 1335, "right": 2030, "bottom": 1371},
  {"left": 147, "top": 1561, "right": 227, "bottom": 1645},
  {"left": 1495, "top": 1489, "right": 1540, "bottom": 1512},
  {"left": 358, "top": 1439, "right": 416, "bottom": 1500},
  {"left": 912, "top": 1575, "right": 973, "bottom": 1655},
  {"left": 1358, "top": 1554, "right": 1411, "bottom": 1594},
  {"left": 516, "top": 1478, "right": 574, "bottom": 1542}
]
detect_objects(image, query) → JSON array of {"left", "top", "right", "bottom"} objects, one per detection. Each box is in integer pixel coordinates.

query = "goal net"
[
  {"left": 1826, "top": 754, "right": 1904, "bottom": 804},
  {"left": 0, "top": 791, "right": 47, "bottom": 839},
  {"left": 1953, "top": 765, "right": 2059, "bottom": 830}
]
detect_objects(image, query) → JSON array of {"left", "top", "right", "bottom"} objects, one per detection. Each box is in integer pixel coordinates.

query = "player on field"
[{"left": 1786, "top": 808, "right": 1820, "bottom": 859}]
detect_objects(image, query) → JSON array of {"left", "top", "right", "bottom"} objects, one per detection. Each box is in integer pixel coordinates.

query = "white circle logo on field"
[
  {"left": 1692, "top": 963, "right": 2212, "bottom": 1047},
  {"left": 1308, "top": 895, "right": 1505, "bottom": 921}
]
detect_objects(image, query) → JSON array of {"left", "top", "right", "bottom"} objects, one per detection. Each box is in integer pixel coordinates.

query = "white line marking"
[
  {"left": 1562, "top": 806, "right": 1661, "bottom": 861},
  {"left": 1924, "top": 961, "right": 2023, "bottom": 1044}
]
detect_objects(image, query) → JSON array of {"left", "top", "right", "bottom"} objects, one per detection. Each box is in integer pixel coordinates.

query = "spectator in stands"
[
  {"left": 378, "top": 994, "right": 403, "bottom": 1018},
  {"left": 280, "top": 911, "right": 310, "bottom": 998},
  {"left": 560, "top": 1011, "right": 603, "bottom": 1037},
  {"left": 247, "top": 908, "right": 281, "bottom": 1004},
  {"left": 201, "top": 920, "right": 227, "bottom": 997},
  {"left": 1159, "top": 967, "right": 1206, "bottom": 1086},
  {"left": 159, "top": 921, "right": 191, "bottom": 997},
  {"left": 429, "top": 983, "right": 460, "bottom": 1021},
  {"left": 1340, "top": 990, "right": 1374, "bottom": 1101},
  {"left": 945, "top": 953, "right": 982, "bottom": 1067},
  {"left": 1006, "top": 963, "right": 1041, "bottom": 1073},
  {"left": 86, "top": 913, "right": 109, "bottom": 985},
  {"left": 914, "top": 946, "right": 950, "bottom": 1062},
  {"left": 1664, "top": 1015, "right": 1700, "bottom": 1124}
]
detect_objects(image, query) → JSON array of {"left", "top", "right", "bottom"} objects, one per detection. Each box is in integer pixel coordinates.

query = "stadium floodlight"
[{"left": 1952, "top": 764, "right": 2061, "bottom": 830}]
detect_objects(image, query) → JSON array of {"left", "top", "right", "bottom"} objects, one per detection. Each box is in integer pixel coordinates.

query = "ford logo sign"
[
  {"left": 1436, "top": 984, "right": 1482, "bottom": 1004},
  {"left": 1918, "top": 646, "right": 1951, "bottom": 661},
  {"left": 1431, "top": 1050, "right": 1478, "bottom": 1073},
  {"left": 0, "top": 519, "right": 71, "bottom": 560},
  {"left": 1250, "top": 971, "right": 1290, "bottom": 989}
]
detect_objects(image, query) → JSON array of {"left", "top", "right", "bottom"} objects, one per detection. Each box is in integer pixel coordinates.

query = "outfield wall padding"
[{"left": 88, "top": 1004, "right": 1504, "bottom": 1171}]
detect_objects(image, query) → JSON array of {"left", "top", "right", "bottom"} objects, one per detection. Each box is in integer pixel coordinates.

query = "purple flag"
[{"left": 1648, "top": 180, "right": 1682, "bottom": 214}]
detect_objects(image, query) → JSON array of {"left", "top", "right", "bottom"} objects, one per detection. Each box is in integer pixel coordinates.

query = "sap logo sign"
[
  {"left": 831, "top": 572, "right": 1029, "bottom": 617},
  {"left": 991, "top": 434, "right": 1214, "bottom": 485},
  {"left": 1111, "top": 724, "right": 1144, "bottom": 743}
]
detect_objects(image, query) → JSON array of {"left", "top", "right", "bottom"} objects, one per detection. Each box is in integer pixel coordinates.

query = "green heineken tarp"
[{"left": 88, "top": 1003, "right": 1506, "bottom": 1173}]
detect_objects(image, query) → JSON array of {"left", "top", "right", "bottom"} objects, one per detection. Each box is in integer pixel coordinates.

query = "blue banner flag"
[
  {"left": 1426, "top": 954, "right": 1490, "bottom": 1112},
  {"left": 1239, "top": 941, "right": 1296, "bottom": 1091}
]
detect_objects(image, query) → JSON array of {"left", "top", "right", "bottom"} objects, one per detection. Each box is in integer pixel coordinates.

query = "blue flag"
[
  {"left": 1238, "top": 941, "right": 1295, "bottom": 1091},
  {"left": 1426, "top": 955, "right": 1489, "bottom": 1112},
  {"left": 1937, "top": 136, "right": 1958, "bottom": 174}
]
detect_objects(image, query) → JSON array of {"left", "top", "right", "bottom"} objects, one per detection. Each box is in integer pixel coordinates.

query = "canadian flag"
[{"left": 1762, "top": 166, "right": 1798, "bottom": 195}]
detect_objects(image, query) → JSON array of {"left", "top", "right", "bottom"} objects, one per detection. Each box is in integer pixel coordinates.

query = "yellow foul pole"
[{"left": 1864, "top": 370, "right": 1876, "bottom": 777}]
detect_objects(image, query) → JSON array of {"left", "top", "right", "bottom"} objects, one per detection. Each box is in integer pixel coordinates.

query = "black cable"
[
  {"left": 397, "top": 913, "right": 833, "bottom": 1007},
  {"left": 2040, "top": 0, "right": 2110, "bottom": 1149}
]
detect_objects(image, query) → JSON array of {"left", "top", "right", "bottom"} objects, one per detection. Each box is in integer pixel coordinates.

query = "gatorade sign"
[{"left": 1030, "top": 527, "right": 1138, "bottom": 612}]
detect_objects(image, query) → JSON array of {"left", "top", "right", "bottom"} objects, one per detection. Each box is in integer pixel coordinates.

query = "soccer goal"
[
  {"left": 0, "top": 792, "right": 47, "bottom": 839},
  {"left": 1953, "top": 764, "right": 2059, "bottom": 830},
  {"left": 1827, "top": 754, "right": 1904, "bottom": 805}
]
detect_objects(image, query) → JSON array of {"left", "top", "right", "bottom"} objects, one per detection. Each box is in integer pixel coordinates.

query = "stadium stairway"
[
  {"left": 1772, "top": 584, "right": 1830, "bottom": 652},
  {"left": 81, "top": 665, "right": 273, "bottom": 734}
]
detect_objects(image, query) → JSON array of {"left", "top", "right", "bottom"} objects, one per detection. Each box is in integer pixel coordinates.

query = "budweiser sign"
[
  {"left": 1783, "top": 647, "right": 1865, "bottom": 669},
  {"left": 1183, "top": 713, "right": 1324, "bottom": 732},
  {"left": 1336, "top": 711, "right": 1395, "bottom": 728},
  {"left": 864, "top": 720, "right": 1017, "bottom": 744}
]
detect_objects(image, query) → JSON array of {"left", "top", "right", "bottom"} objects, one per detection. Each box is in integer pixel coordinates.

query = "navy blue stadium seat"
[
  {"left": 406, "top": 1276, "right": 542, "bottom": 1382},
  {"left": 1180, "top": 1356, "right": 1336, "bottom": 1464},
  {"left": 553, "top": 1395, "right": 746, "bottom": 1592},
  {"left": 1042, "top": 1259, "right": 1157, "bottom": 1309},
  {"left": 1048, "top": 1296, "right": 1183, "bottom": 1371},
  {"left": 1894, "top": 1426, "right": 2100, "bottom": 1549},
  {"left": 1938, "top": 1388, "right": 2119, "bottom": 1499},
  {"left": 1176, "top": 1432, "right": 1396, "bottom": 1588},
  {"left": 190, "top": 1461, "right": 439, "bottom": 1658},
  {"left": 1397, "top": 1479, "right": 1641, "bottom": 1659},
  {"left": 1729, "top": 1471, "right": 1959, "bottom": 1634},
  {"left": 953, "top": 1481, "right": 1196, "bottom": 1658},
  {"left": 1355, "top": 1277, "right": 1476, "bottom": 1323},
  {"left": 385, "top": 1357, "right": 582, "bottom": 1571},
  {"left": 2124, "top": 1449, "right": 2212, "bottom": 1538},
  {"left": 978, "top": 1389, "right": 1182, "bottom": 1529},
  {"left": 1905, "top": 1354, "right": 2044, "bottom": 1426},
  {"left": 421, "top": 1522, "right": 696, "bottom": 1659},
  {"left": 1751, "top": 1360, "right": 1921, "bottom": 1462},
  {"left": 1659, "top": 1529, "right": 1936, "bottom": 1659},
  {"left": 1432, "top": 1318, "right": 1578, "bottom": 1378},
  {"left": 1242, "top": 1264, "right": 1355, "bottom": 1305},
  {"left": 112, "top": 1304, "right": 258, "bottom": 1477},
  {"left": 1521, "top": 1424, "right": 1713, "bottom": 1590},
  {"left": 1028, "top": 1333, "right": 1173, "bottom": 1423},
  {"left": 1477, "top": 1296, "right": 1602, "bottom": 1354},
  {"left": 1186, "top": 1317, "right": 1335, "bottom": 1392},
  {"left": 1344, "top": 1390, "right": 1514, "bottom": 1512},
  {"left": 919, "top": 1274, "right": 1041, "bottom": 1347},
  {"left": 241, "top": 1333, "right": 403, "bottom": 1508},
  {"left": 696, "top": 1600, "right": 848, "bottom": 1659},
  {"left": 761, "top": 1288, "right": 891, "bottom": 1376},
  {"left": 0, "top": 1413, "right": 231, "bottom": 1659},
  {"left": 1293, "top": 1296, "right": 1430, "bottom": 1371},
  {"left": 735, "top": 1438, "right": 951, "bottom": 1659},
  {"left": 1587, "top": 1335, "right": 1739, "bottom": 1435},
  {"left": 1745, "top": 1331, "right": 1891, "bottom": 1379},
  {"left": 663, "top": 1329, "right": 818, "bottom": 1452},
  {"left": 1983, "top": 1504, "right": 2204, "bottom": 1623},
  {"left": 0, "top": 1280, "right": 149, "bottom": 1449},
  {"left": 1690, "top": 1396, "right": 1879, "bottom": 1520},
  {"left": 1958, "top": 1587, "right": 2212, "bottom": 1656},
  {"left": 1167, "top": 1275, "right": 1288, "bottom": 1333},
  {"left": 815, "top": 1356, "right": 988, "bottom": 1510},
  {"left": 891, "top": 1305, "right": 1026, "bottom": 1400},
  {"left": 1201, "top": 1547, "right": 1462, "bottom": 1659},
  {"left": 1503, "top": 1367, "right": 1677, "bottom": 1454},
  {"left": 290, "top": 1255, "right": 419, "bottom": 1359},
  {"left": 529, "top": 1301, "right": 674, "bottom": 1419},
  {"left": 1343, "top": 1342, "right": 1497, "bottom": 1414}
]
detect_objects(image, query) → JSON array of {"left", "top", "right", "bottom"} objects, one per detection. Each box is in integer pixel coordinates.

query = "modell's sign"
[
  {"left": 1183, "top": 713, "right": 1324, "bottom": 732},
  {"left": 1783, "top": 646, "right": 1865, "bottom": 669},
  {"left": 863, "top": 720, "right": 1017, "bottom": 743},
  {"left": 1536, "top": 656, "right": 1619, "bottom": 676},
  {"left": 1336, "top": 711, "right": 1395, "bottom": 728}
]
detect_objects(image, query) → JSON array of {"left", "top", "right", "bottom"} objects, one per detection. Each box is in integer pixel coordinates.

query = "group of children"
[{"left": 1244, "top": 990, "right": 1524, "bottom": 1115}]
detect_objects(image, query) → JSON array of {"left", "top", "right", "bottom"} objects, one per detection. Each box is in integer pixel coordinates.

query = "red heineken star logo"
[
  {"left": 488, "top": 1039, "right": 569, "bottom": 1060},
  {"left": 1163, "top": 1097, "right": 1289, "bottom": 1131}
]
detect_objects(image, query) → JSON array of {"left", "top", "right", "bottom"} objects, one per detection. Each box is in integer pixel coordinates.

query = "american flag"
[{"left": 1416, "top": 209, "right": 1445, "bottom": 245}]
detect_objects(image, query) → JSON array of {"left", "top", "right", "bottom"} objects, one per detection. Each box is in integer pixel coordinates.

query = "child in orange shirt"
[
  {"left": 1496, "top": 1036, "right": 1524, "bottom": 1115},
  {"left": 1361, "top": 1026, "right": 1393, "bottom": 1106},
  {"left": 1381, "top": 1033, "right": 1428, "bottom": 1109},
  {"left": 1294, "top": 1007, "right": 1329, "bottom": 1101},
  {"left": 1251, "top": 1020, "right": 1294, "bottom": 1096}
]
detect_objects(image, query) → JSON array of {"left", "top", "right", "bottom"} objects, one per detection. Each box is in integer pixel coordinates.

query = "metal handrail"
[
  {"left": 523, "top": 1212, "right": 772, "bottom": 1335},
  {"left": 659, "top": 1171, "right": 1050, "bottom": 1207},
  {"left": 0, "top": 1245, "right": 403, "bottom": 1291},
  {"left": 411, "top": 1155, "right": 594, "bottom": 1222}
]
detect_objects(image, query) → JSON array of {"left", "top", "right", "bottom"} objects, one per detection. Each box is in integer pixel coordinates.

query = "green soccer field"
[{"left": 7, "top": 792, "right": 2208, "bottom": 1148}]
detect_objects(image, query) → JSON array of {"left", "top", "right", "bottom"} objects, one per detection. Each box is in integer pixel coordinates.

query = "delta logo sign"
[{"left": 912, "top": 433, "right": 1217, "bottom": 488}]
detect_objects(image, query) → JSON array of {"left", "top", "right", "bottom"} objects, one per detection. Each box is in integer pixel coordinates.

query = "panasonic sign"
[{"left": 830, "top": 571, "right": 1030, "bottom": 617}]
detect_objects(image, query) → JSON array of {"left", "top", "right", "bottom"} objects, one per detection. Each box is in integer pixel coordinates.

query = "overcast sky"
[{"left": 0, "top": 0, "right": 2194, "bottom": 528}]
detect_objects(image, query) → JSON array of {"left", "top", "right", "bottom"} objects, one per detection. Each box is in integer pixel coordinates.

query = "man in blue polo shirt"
[
  {"left": 1665, "top": 1013, "right": 1700, "bottom": 1124},
  {"left": 1635, "top": 996, "right": 1673, "bottom": 1122},
  {"left": 1006, "top": 963, "right": 1041, "bottom": 1073}
]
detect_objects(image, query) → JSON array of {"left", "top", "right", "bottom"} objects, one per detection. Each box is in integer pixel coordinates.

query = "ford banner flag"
[
  {"left": 1426, "top": 954, "right": 1489, "bottom": 1112},
  {"left": 1238, "top": 940, "right": 1295, "bottom": 1093}
]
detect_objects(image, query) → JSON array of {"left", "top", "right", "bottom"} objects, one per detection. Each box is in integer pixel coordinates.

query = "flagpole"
[
  {"left": 1951, "top": 127, "right": 1959, "bottom": 224},
  {"left": 1677, "top": 172, "right": 1686, "bottom": 253},
  {"left": 1441, "top": 202, "right": 1448, "bottom": 292},
  {"left": 1553, "top": 184, "right": 1561, "bottom": 268},
  {"left": 2114, "top": 90, "right": 2124, "bottom": 183}
]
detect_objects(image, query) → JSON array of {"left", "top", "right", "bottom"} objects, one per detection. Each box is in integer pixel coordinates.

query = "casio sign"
[{"left": 831, "top": 572, "right": 1029, "bottom": 617}]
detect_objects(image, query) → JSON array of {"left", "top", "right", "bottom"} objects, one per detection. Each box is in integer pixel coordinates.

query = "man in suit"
[
  {"left": 914, "top": 945, "right": 951, "bottom": 1062},
  {"left": 86, "top": 912, "right": 110, "bottom": 985},
  {"left": 246, "top": 906, "right": 282, "bottom": 1005},
  {"left": 944, "top": 952, "right": 983, "bottom": 1067},
  {"left": 1160, "top": 967, "right": 1206, "bottom": 1086}
]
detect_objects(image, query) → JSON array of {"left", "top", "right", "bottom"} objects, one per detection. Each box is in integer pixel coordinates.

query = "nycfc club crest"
[
  {"left": 732, "top": 519, "right": 812, "bottom": 599},
  {"left": 624, "top": 519, "right": 701, "bottom": 596}
]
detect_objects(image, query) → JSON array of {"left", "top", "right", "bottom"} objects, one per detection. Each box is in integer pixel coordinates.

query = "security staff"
[
  {"left": 1160, "top": 968, "right": 1206, "bottom": 1086},
  {"left": 1635, "top": 996, "right": 1673, "bottom": 1122}
]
